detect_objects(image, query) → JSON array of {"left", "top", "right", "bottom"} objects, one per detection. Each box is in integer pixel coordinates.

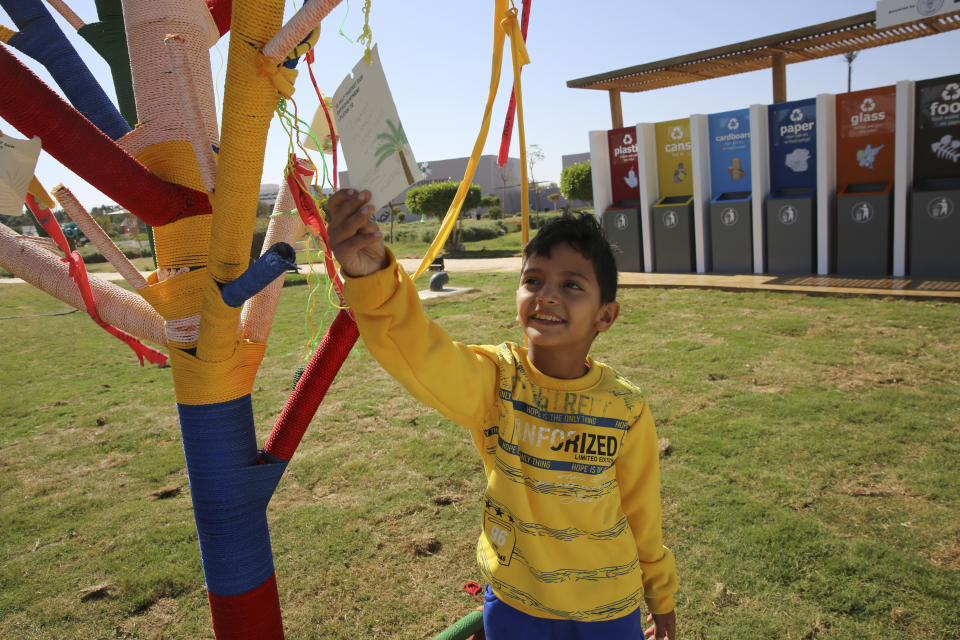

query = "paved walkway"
[{"left": 3, "top": 258, "right": 959, "bottom": 300}]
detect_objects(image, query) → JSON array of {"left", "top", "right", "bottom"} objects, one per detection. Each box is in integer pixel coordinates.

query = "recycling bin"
[
  {"left": 651, "top": 195, "right": 695, "bottom": 273},
  {"left": 601, "top": 201, "right": 643, "bottom": 272},
  {"left": 709, "top": 191, "right": 753, "bottom": 273},
  {"left": 836, "top": 182, "right": 893, "bottom": 276},
  {"left": 909, "top": 178, "right": 960, "bottom": 277},
  {"left": 765, "top": 187, "right": 816, "bottom": 274}
]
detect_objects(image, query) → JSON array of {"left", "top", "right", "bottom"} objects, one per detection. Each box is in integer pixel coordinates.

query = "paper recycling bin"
[
  {"left": 836, "top": 182, "right": 893, "bottom": 276},
  {"left": 910, "top": 178, "right": 960, "bottom": 277},
  {"left": 651, "top": 195, "right": 695, "bottom": 273},
  {"left": 601, "top": 201, "right": 644, "bottom": 272},
  {"left": 709, "top": 191, "right": 752, "bottom": 273},
  {"left": 765, "top": 187, "right": 816, "bottom": 274}
]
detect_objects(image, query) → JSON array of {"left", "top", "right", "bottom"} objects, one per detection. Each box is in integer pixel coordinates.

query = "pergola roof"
[{"left": 567, "top": 10, "right": 960, "bottom": 95}]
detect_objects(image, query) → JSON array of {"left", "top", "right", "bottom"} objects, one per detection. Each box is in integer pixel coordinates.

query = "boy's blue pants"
[{"left": 483, "top": 585, "right": 645, "bottom": 639}]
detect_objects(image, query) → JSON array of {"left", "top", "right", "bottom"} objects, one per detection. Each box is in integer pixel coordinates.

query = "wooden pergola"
[{"left": 567, "top": 9, "right": 960, "bottom": 128}]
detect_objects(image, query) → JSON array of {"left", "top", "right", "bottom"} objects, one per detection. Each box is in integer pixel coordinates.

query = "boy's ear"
[{"left": 594, "top": 301, "right": 620, "bottom": 333}]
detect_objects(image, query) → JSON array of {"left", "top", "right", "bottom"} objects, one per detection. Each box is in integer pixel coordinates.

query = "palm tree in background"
[
  {"left": 843, "top": 51, "right": 859, "bottom": 92},
  {"left": 375, "top": 119, "right": 415, "bottom": 184}
]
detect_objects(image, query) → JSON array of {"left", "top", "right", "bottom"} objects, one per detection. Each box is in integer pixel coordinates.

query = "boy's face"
[{"left": 516, "top": 243, "right": 619, "bottom": 376}]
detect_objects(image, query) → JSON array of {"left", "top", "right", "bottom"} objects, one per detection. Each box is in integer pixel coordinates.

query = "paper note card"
[
  {"left": 0, "top": 134, "right": 42, "bottom": 216},
  {"left": 333, "top": 45, "right": 422, "bottom": 210}
]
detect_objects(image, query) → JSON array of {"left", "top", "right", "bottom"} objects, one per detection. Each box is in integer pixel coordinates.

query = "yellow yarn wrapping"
[
  {"left": 140, "top": 267, "right": 207, "bottom": 348},
  {"left": 169, "top": 339, "right": 267, "bottom": 404},
  {"left": 196, "top": 0, "right": 286, "bottom": 362},
  {"left": 0, "top": 25, "right": 15, "bottom": 43},
  {"left": 411, "top": 0, "right": 531, "bottom": 279},
  {"left": 135, "top": 140, "right": 208, "bottom": 194},
  {"left": 26, "top": 176, "right": 55, "bottom": 210},
  {"left": 152, "top": 215, "right": 212, "bottom": 270}
]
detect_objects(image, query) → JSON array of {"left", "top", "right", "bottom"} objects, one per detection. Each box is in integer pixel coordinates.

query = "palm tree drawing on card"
[{"left": 375, "top": 119, "right": 416, "bottom": 185}]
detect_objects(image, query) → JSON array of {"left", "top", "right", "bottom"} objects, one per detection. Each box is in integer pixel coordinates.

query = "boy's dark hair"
[{"left": 522, "top": 213, "right": 618, "bottom": 303}]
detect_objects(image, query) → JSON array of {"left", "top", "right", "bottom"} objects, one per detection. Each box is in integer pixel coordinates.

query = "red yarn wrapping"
[
  {"left": 206, "top": 0, "right": 232, "bottom": 36},
  {"left": 207, "top": 573, "right": 285, "bottom": 640},
  {"left": 263, "top": 309, "right": 359, "bottom": 461},
  {"left": 0, "top": 43, "right": 211, "bottom": 226}
]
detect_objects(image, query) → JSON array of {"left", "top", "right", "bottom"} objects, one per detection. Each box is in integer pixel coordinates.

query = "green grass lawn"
[{"left": 1, "top": 273, "right": 958, "bottom": 639}]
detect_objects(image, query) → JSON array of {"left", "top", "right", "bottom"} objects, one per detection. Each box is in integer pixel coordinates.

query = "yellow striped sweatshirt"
[{"left": 343, "top": 253, "right": 677, "bottom": 620}]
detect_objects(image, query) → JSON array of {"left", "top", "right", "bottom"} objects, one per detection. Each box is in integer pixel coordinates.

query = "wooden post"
[
  {"left": 609, "top": 89, "right": 623, "bottom": 128},
  {"left": 771, "top": 53, "right": 786, "bottom": 103}
]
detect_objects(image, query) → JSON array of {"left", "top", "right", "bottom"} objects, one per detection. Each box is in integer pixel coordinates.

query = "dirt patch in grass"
[
  {"left": 931, "top": 539, "right": 960, "bottom": 570},
  {"left": 121, "top": 596, "right": 178, "bottom": 639},
  {"left": 834, "top": 473, "right": 911, "bottom": 498}
]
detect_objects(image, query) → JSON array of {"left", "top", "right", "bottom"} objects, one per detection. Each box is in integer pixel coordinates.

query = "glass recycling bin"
[
  {"left": 910, "top": 178, "right": 960, "bottom": 277},
  {"left": 651, "top": 194, "right": 695, "bottom": 273},
  {"left": 765, "top": 187, "right": 816, "bottom": 274},
  {"left": 836, "top": 182, "right": 893, "bottom": 276},
  {"left": 709, "top": 191, "right": 752, "bottom": 273},
  {"left": 600, "top": 201, "right": 643, "bottom": 272}
]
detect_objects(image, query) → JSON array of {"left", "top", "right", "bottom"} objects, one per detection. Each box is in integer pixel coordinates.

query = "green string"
[
  {"left": 275, "top": 98, "right": 336, "bottom": 193},
  {"left": 338, "top": 0, "right": 353, "bottom": 43}
]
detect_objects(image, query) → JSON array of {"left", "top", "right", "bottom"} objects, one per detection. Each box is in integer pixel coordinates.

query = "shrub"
[{"left": 560, "top": 160, "right": 592, "bottom": 204}]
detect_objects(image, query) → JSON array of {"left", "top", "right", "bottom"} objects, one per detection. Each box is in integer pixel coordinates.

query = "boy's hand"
[
  {"left": 325, "top": 189, "right": 388, "bottom": 277},
  {"left": 645, "top": 611, "right": 676, "bottom": 639}
]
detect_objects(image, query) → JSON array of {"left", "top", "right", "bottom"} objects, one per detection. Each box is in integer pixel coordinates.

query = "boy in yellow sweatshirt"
[{"left": 326, "top": 189, "right": 678, "bottom": 639}]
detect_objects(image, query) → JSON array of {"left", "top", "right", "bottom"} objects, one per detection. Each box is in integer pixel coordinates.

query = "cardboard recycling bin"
[
  {"left": 910, "top": 178, "right": 960, "bottom": 277},
  {"left": 766, "top": 187, "right": 817, "bottom": 274},
  {"left": 836, "top": 182, "right": 893, "bottom": 275},
  {"left": 601, "top": 201, "right": 644, "bottom": 272},
  {"left": 709, "top": 191, "right": 752, "bottom": 273},
  {"left": 651, "top": 195, "right": 695, "bottom": 273}
]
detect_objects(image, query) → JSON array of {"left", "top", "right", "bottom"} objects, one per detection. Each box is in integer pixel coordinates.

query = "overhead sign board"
[
  {"left": 875, "top": 0, "right": 960, "bottom": 29},
  {"left": 654, "top": 118, "right": 692, "bottom": 197},
  {"left": 607, "top": 127, "right": 641, "bottom": 203},
  {"left": 707, "top": 108, "right": 751, "bottom": 198}
]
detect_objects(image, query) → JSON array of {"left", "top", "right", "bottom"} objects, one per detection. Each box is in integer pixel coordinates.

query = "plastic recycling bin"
[
  {"left": 600, "top": 201, "right": 643, "bottom": 272},
  {"left": 709, "top": 191, "right": 752, "bottom": 273},
  {"left": 650, "top": 195, "right": 695, "bottom": 273},
  {"left": 910, "top": 178, "right": 960, "bottom": 277},
  {"left": 765, "top": 187, "right": 816, "bottom": 274}
]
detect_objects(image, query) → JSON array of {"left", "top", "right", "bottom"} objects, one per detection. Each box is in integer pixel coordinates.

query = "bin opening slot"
[
  {"left": 716, "top": 191, "right": 751, "bottom": 201},
  {"left": 773, "top": 187, "right": 812, "bottom": 197},
  {"left": 842, "top": 182, "right": 888, "bottom": 194},
  {"left": 914, "top": 177, "right": 960, "bottom": 191},
  {"left": 608, "top": 200, "right": 642, "bottom": 210},
  {"left": 658, "top": 195, "right": 691, "bottom": 205}
]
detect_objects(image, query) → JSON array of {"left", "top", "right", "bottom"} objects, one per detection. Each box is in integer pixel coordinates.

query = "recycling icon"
[
  {"left": 789, "top": 108, "right": 804, "bottom": 123},
  {"left": 622, "top": 133, "right": 634, "bottom": 145},
  {"left": 942, "top": 83, "right": 960, "bottom": 101},
  {"left": 670, "top": 126, "right": 684, "bottom": 140},
  {"left": 727, "top": 117, "right": 740, "bottom": 131},
  {"left": 860, "top": 97, "right": 876, "bottom": 112}
]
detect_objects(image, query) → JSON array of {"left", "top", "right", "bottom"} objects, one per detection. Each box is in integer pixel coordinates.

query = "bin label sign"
[
  {"left": 720, "top": 207, "right": 739, "bottom": 226},
  {"left": 778, "top": 204, "right": 799, "bottom": 226},
  {"left": 655, "top": 118, "right": 693, "bottom": 197},
  {"left": 615, "top": 212, "right": 629, "bottom": 230},
  {"left": 851, "top": 202, "right": 875, "bottom": 224},
  {"left": 607, "top": 127, "right": 641, "bottom": 203},
  {"left": 915, "top": 73, "right": 960, "bottom": 180},
  {"left": 768, "top": 98, "right": 817, "bottom": 191},
  {"left": 708, "top": 108, "right": 751, "bottom": 198},
  {"left": 928, "top": 196, "right": 954, "bottom": 220},
  {"left": 836, "top": 85, "right": 896, "bottom": 187},
  {"left": 662, "top": 210, "right": 679, "bottom": 229}
]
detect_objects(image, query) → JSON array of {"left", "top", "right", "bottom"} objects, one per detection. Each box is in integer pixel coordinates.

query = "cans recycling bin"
[
  {"left": 765, "top": 187, "right": 816, "bottom": 274},
  {"left": 600, "top": 201, "right": 644, "bottom": 272},
  {"left": 709, "top": 191, "right": 753, "bottom": 273},
  {"left": 836, "top": 182, "right": 893, "bottom": 276},
  {"left": 910, "top": 178, "right": 960, "bottom": 277},
  {"left": 651, "top": 195, "right": 695, "bottom": 273}
]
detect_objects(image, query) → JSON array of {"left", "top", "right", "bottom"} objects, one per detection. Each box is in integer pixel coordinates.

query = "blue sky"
[{"left": 2, "top": 0, "right": 959, "bottom": 208}]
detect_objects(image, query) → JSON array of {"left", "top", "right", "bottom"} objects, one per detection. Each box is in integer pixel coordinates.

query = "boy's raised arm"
[{"left": 326, "top": 189, "right": 389, "bottom": 277}]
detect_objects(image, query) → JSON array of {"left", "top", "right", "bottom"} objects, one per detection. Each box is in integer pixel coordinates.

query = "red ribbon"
[
  {"left": 497, "top": 0, "right": 531, "bottom": 168},
  {"left": 25, "top": 194, "right": 168, "bottom": 367}
]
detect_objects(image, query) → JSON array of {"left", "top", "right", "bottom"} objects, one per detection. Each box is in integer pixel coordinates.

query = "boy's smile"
[{"left": 516, "top": 243, "right": 619, "bottom": 379}]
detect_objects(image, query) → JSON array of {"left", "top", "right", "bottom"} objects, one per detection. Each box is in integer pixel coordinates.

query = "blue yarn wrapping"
[
  {"left": 220, "top": 242, "right": 297, "bottom": 308},
  {"left": 178, "top": 396, "right": 288, "bottom": 597},
  {"left": 2, "top": 0, "right": 130, "bottom": 140}
]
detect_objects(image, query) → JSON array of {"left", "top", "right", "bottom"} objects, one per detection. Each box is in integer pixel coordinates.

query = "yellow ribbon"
[
  {"left": 411, "top": 0, "right": 531, "bottom": 279},
  {"left": 501, "top": 7, "right": 531, "bottom": 245},
  {"left": 26, "top": 176, "right": 55, "bottom": 210}
]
